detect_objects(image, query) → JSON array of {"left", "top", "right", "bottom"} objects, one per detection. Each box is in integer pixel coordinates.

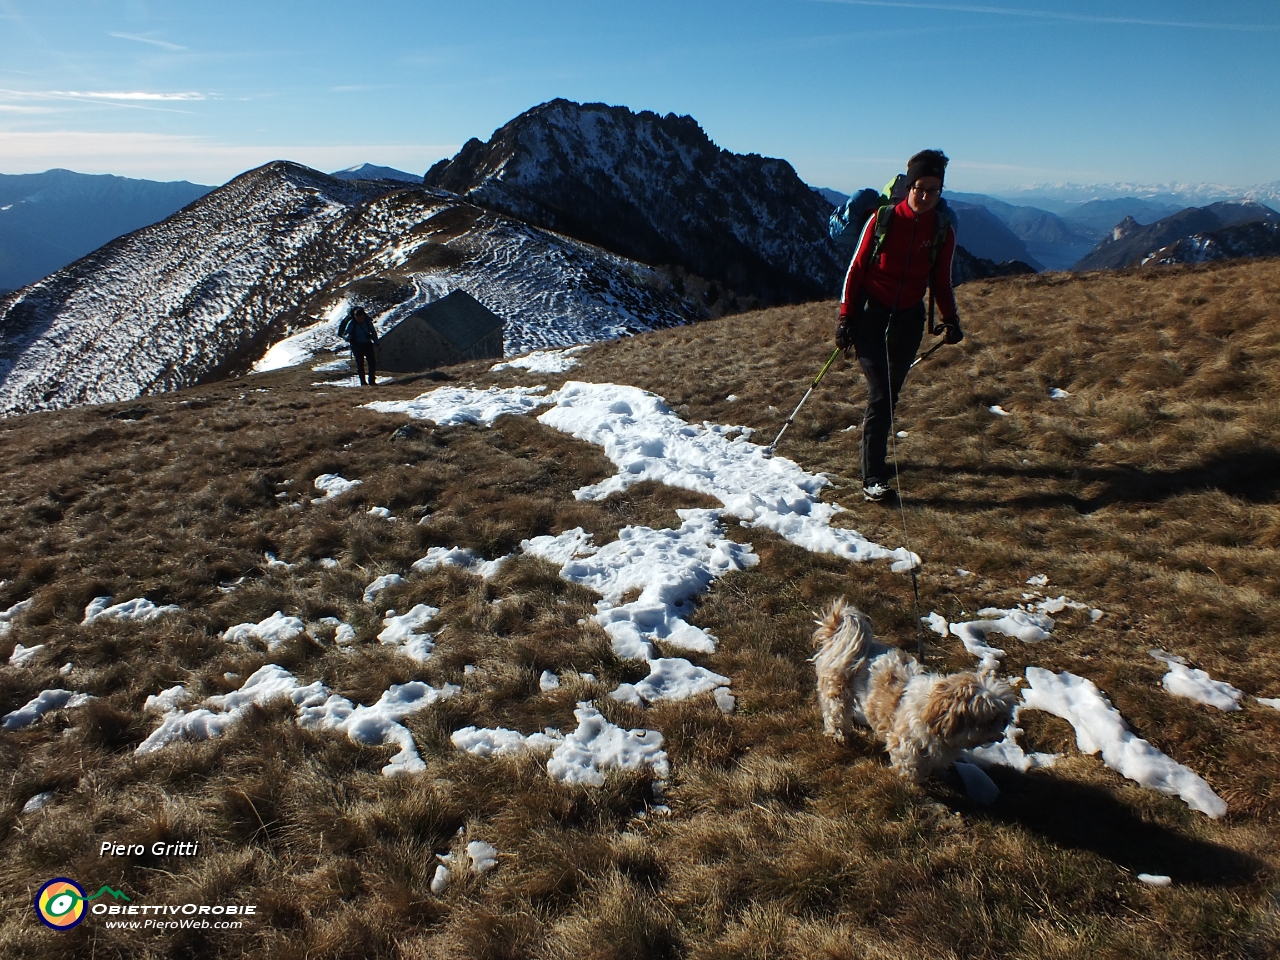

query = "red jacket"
[{"left": 839, "top": 199, "right": 957, "bottom": 321}]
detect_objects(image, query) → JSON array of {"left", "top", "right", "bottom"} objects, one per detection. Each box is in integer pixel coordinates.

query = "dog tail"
[{"left": 811, "top": 596, "right": 874, "bottom": 666}]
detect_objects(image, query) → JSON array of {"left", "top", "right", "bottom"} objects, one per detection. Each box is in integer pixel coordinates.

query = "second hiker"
[
  {"left": 834, "top": 149, "right": 963, "bottom": 502},
  {"left": 339, "top": 306, "right": 380, "bottom": 387}
]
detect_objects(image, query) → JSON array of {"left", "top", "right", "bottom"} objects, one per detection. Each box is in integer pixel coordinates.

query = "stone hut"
[{"left": 377, "top": 290, "right": 504, "bottom": 372}]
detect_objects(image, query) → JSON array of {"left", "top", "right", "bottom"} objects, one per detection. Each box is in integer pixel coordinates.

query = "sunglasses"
[{"left": 910, "top": 184, "right": 942, "bottom": 197}]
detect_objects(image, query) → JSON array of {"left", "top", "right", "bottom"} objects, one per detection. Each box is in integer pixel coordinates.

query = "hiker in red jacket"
[{"left": 835, "top": 149, "right": 963, "bottom": 502}]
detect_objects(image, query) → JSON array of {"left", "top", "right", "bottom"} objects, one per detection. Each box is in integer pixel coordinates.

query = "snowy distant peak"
[
  {"left": 331, "top": 163, "right": 423, "bottom": 184},
  {"left": 1203, "top": 199, "right": 1280, "bottom": 225},
  {"left": 1245, "top": 180, "right": 1280, "bottom": 207},
  {"left": 425, "top": 98, "right": 845, "bottom": 306},
  {"left": 1000, "top": 180, "right": 1280, "bottom": 209}
]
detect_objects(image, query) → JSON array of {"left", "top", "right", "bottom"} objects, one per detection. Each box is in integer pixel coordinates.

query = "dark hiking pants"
[
  {"left": 852, "top": 298, "right": 925, "bottom": 484},
  {"left": 352, "top": 345, "right": 377, "bottom": 385}
]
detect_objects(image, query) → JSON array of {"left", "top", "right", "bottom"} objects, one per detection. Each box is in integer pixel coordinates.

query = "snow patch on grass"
[
  {"left": 2, "top": 689, "right": 95, "bottom": 730},
  {"left": 1149, "top": 650, "right": 1244, "bottom": 711},
  {"left": 491, "top": 345, "right": 586, "bottom": 373},
  {"left": 83, "top": 596, "right": 180, "bottom": 624},
  {"left": 223, "top": 611, "right": 306, "bottom": 651},
  {"left": 136, "top": 664, "right": 456, "bottom": 775},
  {"left": 377, "top": 604, "right": 439, "bottom": 662},
  {"left": 1022, "top": 667, "right": 1227, "bottom": 818}
]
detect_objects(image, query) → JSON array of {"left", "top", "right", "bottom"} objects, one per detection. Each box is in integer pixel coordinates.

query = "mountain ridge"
[
  {"left": 1141, "top": 220, "right": 1280, "bottom": 267},
  {"left": 0, "top": 161, "right": 704, "bottom": 417}
]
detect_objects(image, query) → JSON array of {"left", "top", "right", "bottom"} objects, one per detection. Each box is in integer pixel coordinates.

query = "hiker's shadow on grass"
[
  {"left": 394, "top": 370, "right": 455, "bottom": 387},
  {"left": 946, "top": 767, "right": 1264, "bottom": 887},
  {"left": 912, "top": 446, "right": 1280, "bottom": 512}
]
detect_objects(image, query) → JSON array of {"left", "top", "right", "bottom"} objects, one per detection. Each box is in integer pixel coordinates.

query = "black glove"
[
  {"left": 835, "top": 320, "right": 853, "bottom": 350},
  {"left": 943, "top": 321, "right": 964, "bottom": 345}
]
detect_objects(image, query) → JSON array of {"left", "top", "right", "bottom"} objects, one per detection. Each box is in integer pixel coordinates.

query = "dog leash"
[{"left": 883, "top": 323, "right": 927, "bottom": 666}]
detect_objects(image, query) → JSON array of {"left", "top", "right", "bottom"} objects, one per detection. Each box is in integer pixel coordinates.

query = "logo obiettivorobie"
[{"left": 35, "top": 878, "right": 130, "bottom": 930}]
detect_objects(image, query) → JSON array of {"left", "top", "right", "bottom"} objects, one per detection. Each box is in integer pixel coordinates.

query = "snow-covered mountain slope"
[
  {"left": 1141, "top": 221, "right": 1280, "bottom": 267},
  {"left": 424, "top": 99, "right": 846, "bottom": 306},
  {"left": 1073, "top": 201, "right": 1280, "bottom": 271},
  {"left": 0, "top": 162, "right": 702, "bottom": 418},
  {"left": 254, "top": 185, "right": 703, "bottom": 374}
]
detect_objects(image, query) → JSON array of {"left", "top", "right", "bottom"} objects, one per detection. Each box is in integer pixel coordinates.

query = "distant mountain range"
[
  {"left": 0, "top": 170, "right": 212, "bottom": 292},
  {"left": 7, "top": 160, "right": 1277, "bottom": 298},
  {"left": 1073, "top": 201, "right": 1280, "bottom": 271},
  {"left": 940, "top": 192, "right": 1197, "bottom": 271},
  {"left": 991, "top": 180, "right": 1280, "bottom": 210}
]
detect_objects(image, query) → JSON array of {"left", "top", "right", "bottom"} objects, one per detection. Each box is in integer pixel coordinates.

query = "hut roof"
[{"left": 408, "top": 290, "right": 503, "bottom": 352}]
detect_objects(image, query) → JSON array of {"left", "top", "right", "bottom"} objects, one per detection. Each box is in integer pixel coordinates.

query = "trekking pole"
[
  {"left": 764, "top": 347, "right": 842, "bottom": 457},
  {"left": 908, "top": 339, "right": 948, "bottom": 369},
  {"left": 909, "top": 285, "right": 951, "bottom": 369}
]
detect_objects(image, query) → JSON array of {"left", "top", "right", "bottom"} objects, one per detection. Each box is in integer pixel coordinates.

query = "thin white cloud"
[
  {"left": 109, "top": 32, "right": 188, "bottom": 51},
  {"left": 0, "top": 131, "right": 458, "bottom": 184},
  {"left": 811, "top": 0, "right": 1280, "bottom": 31},
  {"left": 51, "top": 91, "right": 208, "bottom": 101},
  {"left": 0, "top": 88, "right": 209, "bottom": 102},
  {"left": 0, "top": 89, "right": 210, "bottom": 115}
]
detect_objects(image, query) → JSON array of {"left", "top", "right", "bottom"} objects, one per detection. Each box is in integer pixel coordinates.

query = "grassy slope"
[{"left": 1, "top": 258, "right": 1278, "bottom": 958}]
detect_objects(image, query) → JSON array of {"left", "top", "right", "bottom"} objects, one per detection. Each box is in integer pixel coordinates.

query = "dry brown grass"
[{"left": 1, "top": 258, "right": 1278, "bottom": 958}]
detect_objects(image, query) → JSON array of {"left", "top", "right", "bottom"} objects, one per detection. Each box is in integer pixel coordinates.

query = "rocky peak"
[
  {"left": 1112, "top": 216, "right": 1141, "bottom": 242},
  {"left": 425, "top": 99, "right": 845, "bottom": 305}
]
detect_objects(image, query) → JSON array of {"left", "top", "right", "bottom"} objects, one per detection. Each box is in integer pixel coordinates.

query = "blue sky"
[{"left": 1, "top": 0, "right": 1277, "bottom": 193}]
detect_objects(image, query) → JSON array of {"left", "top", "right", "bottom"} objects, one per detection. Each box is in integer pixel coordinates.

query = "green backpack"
[{"left": 866, "top": 174, "right": 954, "bottom": 267}]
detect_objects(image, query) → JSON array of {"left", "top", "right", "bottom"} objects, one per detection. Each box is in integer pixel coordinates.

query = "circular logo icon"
[{"left": 35, "top": 878, "right": 87, "bottom": 930}]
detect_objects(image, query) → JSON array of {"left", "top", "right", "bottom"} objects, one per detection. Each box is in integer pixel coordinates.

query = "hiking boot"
[{"left": 863, "top": 479, "right": 891, "bottom": 503}]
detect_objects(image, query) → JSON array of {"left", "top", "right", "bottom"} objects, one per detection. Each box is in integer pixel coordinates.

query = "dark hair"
[{"left": 906, "top": 149, "right": 948, "bottom": 187}]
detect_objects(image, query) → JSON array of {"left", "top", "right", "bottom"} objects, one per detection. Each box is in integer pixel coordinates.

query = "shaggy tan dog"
[{"left": 812, "top": 597, "right": 1015, "bottom": 781}]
